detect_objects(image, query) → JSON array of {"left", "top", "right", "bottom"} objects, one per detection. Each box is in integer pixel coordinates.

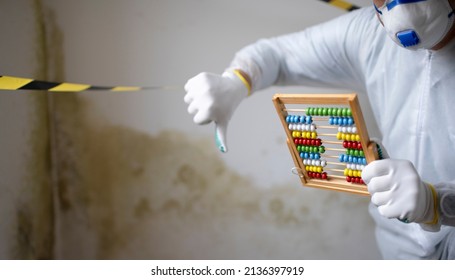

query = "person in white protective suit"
[{"left": 184, "top": 0, "right": 455, "bottom": 259}]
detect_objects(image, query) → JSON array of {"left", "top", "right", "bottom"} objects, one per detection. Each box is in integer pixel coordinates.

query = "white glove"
[
  {"left": 362, "top": 159, "right": 437, "bottom": 224},
  {"left": 184, "top": 70, "right": 249, "bottom": 153}
]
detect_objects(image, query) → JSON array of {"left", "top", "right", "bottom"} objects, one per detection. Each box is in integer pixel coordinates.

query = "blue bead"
[
  {"left": 343, "top": 118, "right": 348, "bottom": 126},
  {"left": 353, "top": 157, "right": 358, "bottom": 164},
  {"left": 362, "top": 158, "right": 367, "bottom": 165},
  {"left": 337, "top": 118, "right": 342, "bottom": 125},
  {"left": 314, "top": 153, "right": 320, "bottom": 160},
  {"left": 306, "top": 116, "right": 312, "bottom": 124},
  {"left": 348, "top": 118, "right": 354, "bottom": 125},
  {"left": 304, "top": 152, "right": 309, "bottom": 159},
  {"left": 348, "top": 155, "right": 353, "bottom": 163},
  {"left": 286, "top": 115, "right": 291, "bottom": 123},
  {"left": 300, "top": 152, "right": 304, "bottom": 158}
]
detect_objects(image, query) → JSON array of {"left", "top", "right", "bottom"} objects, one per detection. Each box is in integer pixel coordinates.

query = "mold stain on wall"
[
  {"left": 9, "top": 0, "right": 58, "bottom": 259},
  {"left": 17, "top": 0, "right": 379, "bottom": 260},
  {"left": 0, "top": 0, "right": 380, "bottom": 260},
  {"left": 51, "top": 91, "right": 377, "bottom": 259}
]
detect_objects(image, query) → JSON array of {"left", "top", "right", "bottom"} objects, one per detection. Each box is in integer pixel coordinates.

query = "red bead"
[
  {"left": 347, "top": 141, "right": 353, "bottom": 149},
  {"left": 299, "top": 139, "right": 304, "bottom": 145},
  {"left": 358, "top": 142, "right": 362, "bottom": 150},
  {"left": 343, "top": 141, "right": 348, "bottom": 148},
  {"left": 352, "top": 142, "right": 358, "bottom": 149},
  {"left": 317, "top": 139, "right": 322, "bottom": 146},
  {"left": 294, "top": 139, "right": 299, "bottom": 145},
  {"left": 322, "top": 172, "right": 327, "bottom": 180},
  {"left": 316, "top": 173, "right": 321, "bottom": 179},
  {"left": 310, "top": 139, "right": 316, "bottom": 146},
  {"left": 346, "top": 176, "right": 352, "bottom": 182},
  {"left": 354, "top": 177, "right": 361, "bottom": 184},
  {"left": 360, "top": 178, "right": 365, "bottom": 184}
]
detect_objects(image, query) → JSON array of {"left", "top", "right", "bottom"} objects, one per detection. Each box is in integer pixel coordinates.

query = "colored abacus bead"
[{"left": 321, "top": 172, "right": 328, "bottom": 180}]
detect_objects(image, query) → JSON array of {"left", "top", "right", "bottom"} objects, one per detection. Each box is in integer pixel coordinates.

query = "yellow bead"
[
  {"left": 348, "top": 169, "right": 353, "bottom": 177},
  {"left": 311, "top": 132, "right": 317, "bottom": 139},
  {"left": 337, "top": 132, "right": 342, "bottom": 140},
  {"left": 355, "top": 134, "right": 360, "bottom": 141},
  {"left": 346, "top": 134, "right": 351, "bottom": 141},
  {"left": 317, "top": 167, "right": 322, "bottom": 173},
  {"left": 344, "top": 169, "right": 349, "bottom": 176}
]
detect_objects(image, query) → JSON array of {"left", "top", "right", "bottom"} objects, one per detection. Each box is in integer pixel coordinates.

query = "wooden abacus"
[{"left": 273, "top": 93, "right": 379, "bottom": 195}]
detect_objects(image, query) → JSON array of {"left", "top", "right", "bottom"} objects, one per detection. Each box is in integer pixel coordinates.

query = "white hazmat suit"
[{"left": 184, "top": 6, "right": 455, "bottom": 259}]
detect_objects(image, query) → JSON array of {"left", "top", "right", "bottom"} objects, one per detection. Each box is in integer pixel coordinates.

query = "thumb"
[{"left": 215, "top": 120, "right": 229, "bottom": 153}]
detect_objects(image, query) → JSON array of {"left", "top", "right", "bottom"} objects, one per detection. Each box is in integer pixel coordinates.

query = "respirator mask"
[{"left": 374, "top": 0, "right": 455, "bottom": 50}]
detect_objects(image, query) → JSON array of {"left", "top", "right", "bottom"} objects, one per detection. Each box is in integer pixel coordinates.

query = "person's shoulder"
[
  {"left": 335, "top": 6, "right": 384, "bottom": 43},
  {"left": 342, "top": 6, "right": 379, "bottom": 31}
]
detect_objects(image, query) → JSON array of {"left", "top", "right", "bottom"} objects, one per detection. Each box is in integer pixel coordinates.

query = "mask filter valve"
[{"left": 397, "top": 30, "right": 420, "bottom": 48}]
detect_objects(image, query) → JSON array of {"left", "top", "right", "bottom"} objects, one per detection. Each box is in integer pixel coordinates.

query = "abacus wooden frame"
[{"left": 273, "top": 93, "right": 378, "bottom": 195}]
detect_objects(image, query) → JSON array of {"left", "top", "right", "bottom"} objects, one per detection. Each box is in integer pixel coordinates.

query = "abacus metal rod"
[
  {"left": 325, "top": 147, "right": 346, "bottom": 152},
  {"left": 326, "top": 162, "right": 346, "bottom": 166},
  {"left": 325, "top": 168, "right": 345, "bottom": 173},
  {"left": 330, "top": 175, "right": 348, "bottom": 180},
  {"left": 324, "top": 140, "right": 344, "bottom": 145}
]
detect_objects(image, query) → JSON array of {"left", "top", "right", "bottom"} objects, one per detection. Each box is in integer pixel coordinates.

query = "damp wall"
[
  {"left": 0, "top": 0, "right": 381, "bottom": 259},
  {"left": 0, "top": 0, "right": 54, "bottom": 259}
]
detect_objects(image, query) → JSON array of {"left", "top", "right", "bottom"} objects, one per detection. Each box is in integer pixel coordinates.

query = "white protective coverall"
[{"left": 226, "top": 7, "right": 455, "bottom": 259}]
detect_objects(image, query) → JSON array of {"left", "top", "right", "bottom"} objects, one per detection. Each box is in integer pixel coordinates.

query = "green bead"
[
  {"left": 354, "top": 150, "right": 359, "bottom": 157},
  {"left": 346, "top": 108, "right": 352, "bottom": 117},
  {"left": 342, "top": 108, "right": 347, "bottom": 117},
  {"left": 308, "top": 107, "right": 313, "bottom": 116},
  {"left": 319, "top": 146, "right": 325, "bottom": 153},
  {"left": 322, "top": 107, "right": 328, "bottom": 116},
  {"left": 359, "top": 150, "right": 365, "bottom": 157},
  {"left": 317, "top": 107, "right": 322, "bottom": 116}
]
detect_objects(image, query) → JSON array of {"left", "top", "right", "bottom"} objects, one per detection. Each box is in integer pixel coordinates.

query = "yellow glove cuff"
[
  {"left": 232, "top": 69, "right": 252, "bottom": 96},
  {"left": 425, "top": 183, "right": 439, "bottom": 225}
]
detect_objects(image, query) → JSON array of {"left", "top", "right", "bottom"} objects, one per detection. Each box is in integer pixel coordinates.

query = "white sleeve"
[{"left": 227, "top": 7, "right": 379, "bottom": 93}]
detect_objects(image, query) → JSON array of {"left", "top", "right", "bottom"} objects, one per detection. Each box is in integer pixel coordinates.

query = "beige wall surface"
[{"left": 0, "top": 0, "right": 380, "bottom": 259}]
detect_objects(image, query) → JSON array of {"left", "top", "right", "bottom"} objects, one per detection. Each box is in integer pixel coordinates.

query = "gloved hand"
[
  {"left": 184, "top": 70, "right": 250, "bottom": 153},
  {"left": 362, "top": 158, "right": 437, "bottom": 224}
]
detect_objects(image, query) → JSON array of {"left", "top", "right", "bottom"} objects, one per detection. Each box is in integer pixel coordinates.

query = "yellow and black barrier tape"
[
  {"left": 1, "top": 1, "right": 360, "bottom": 93},
  {"left": 318, "top": 0, "right": 360, "bottom": 12},
  {"left": 0, "top": 75, "right": 180, "bottom": 92}
]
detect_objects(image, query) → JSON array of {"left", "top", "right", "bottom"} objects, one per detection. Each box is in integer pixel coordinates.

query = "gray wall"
[{"left": 0, "top": 0, "right": 381, "bottom": 259}]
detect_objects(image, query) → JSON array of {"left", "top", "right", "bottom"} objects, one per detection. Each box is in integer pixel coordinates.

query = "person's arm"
[
  {"left": 184, "top": 7, "right": 377, "bottom": 152},
  {"left": 226, "top": 7, "right": 378, "bottom": 93}
]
